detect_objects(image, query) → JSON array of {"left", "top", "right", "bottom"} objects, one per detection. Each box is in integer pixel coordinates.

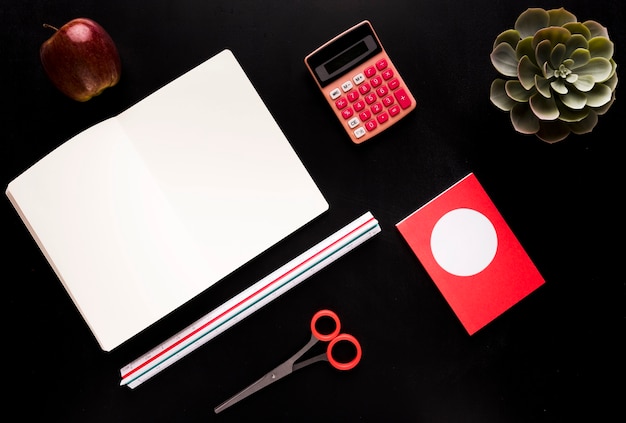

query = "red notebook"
[{"left": 396, "top": 173, "right": 544, "bottom": 335}]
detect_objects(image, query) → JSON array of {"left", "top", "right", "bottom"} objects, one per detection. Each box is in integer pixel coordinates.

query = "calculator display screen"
[
  {"left": 308, "top": 21, "right": 382, "bottom": 87},
  {"left": 324, "top": 40, "right": 370, "bottom": 75}
]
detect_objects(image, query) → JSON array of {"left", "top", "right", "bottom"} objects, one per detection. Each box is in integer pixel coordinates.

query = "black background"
[{"left": 2, "top": 1, "right": 624, "bottom": 422}]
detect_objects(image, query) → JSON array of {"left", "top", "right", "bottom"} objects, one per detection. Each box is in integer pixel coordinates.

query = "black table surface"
[{"left": 2, "top": 1, "right": 624, "bottom": 422}]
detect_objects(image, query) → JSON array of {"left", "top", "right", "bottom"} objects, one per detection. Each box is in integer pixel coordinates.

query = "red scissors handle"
[
  {"left": 311, "top": 309, "right": 362, "bottom": 370},
  {"left": 311, "top": 309, "right": 341, "bottom": 340}
]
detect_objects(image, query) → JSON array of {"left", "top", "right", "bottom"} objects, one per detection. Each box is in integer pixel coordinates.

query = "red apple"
[{"left": 40, "top": 18, "right": 121, "bottom": 102}]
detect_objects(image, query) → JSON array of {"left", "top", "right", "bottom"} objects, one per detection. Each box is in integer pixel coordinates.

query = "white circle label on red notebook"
[{"left": 430, "top": 208, "right": 498, "bottom": 277}]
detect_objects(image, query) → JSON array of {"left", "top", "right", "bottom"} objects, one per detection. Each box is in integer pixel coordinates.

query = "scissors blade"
[
  {"left": 292, "top": 353, "right": 327, "bottom": 372},
  {"left": 214, "top": 361, "right": 293, "bottom": 414}
]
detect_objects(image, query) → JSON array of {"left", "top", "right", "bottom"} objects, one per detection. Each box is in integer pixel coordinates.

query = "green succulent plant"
[{"left": 490, "top": 7, "right": 618, "bottom": 143}]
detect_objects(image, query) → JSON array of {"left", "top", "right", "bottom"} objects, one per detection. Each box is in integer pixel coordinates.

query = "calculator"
[{"left": 305, "top": 20, "right": 417, "bottom": 144}]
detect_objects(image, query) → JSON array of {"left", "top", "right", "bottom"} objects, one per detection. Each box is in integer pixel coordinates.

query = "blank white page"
[{"left": 6, "top": 49, "right": 328, "bottom": 351}]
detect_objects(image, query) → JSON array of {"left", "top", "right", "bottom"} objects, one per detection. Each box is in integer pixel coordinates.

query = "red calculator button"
[
  {"left": 389, "top": 104, "right": 401, "bottom": 116},
  {"left": 359, "top": 83, "right": 371, "bottom": 95},
  {"left": 382, "top": 69, "right": 394, "bottom": 80},
  {"left": 364, "top": 93, "right": 377, "bottom": 104},
  {"left": 383, "top": 95, "right": 395, "bottom": 107},
  {"left": 388, "top": 78, "right": 400, "bottom": 90},
  {"left": 353, "top": 100, "right": 366, "bottom": 112},
  {"left": 376, "top": 59, "right": 388, "bottom": 71},
  {"left": 376, "top": 86, "right": 389, "bottom": 97},
  {"left": 341, "top": 107, "right": 354, "bottom": 119},
  {"left": 347, "top": 91, "right": 360, "bottom": 102},
  {"left": 394, "top": 88, "right": 412, "bottom": 109},
  {"left": 335, "top": 97, "right": 348, "bottom": 110},
  {"left": 364, "top": 66, "right": 377, "bottom": 78},
  {"left": 359, "top": 110, "right": 372, "bottom": 121},
  {"left": 365, "top": 119, "right": 378, "bottom": 131},
  {"left": 371, "top": 102, "right": 383, "bottom": 114},
  {"left": 370, "top": 76, "right": 383, "bottom": 87},
  {"left": 377, "top": 112, "right": 389, "bottom": 124}
]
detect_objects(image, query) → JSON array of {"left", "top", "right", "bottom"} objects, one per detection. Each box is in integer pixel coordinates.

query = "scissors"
[{"left": 214, "top": 309, "right": 362, "bottom": 413}]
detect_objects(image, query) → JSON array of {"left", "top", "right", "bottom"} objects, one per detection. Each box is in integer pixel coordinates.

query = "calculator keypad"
[{"left": 324, "top": 55, "right": 416, "bottom": 143}]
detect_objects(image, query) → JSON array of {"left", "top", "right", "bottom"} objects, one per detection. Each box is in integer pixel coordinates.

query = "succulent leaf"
[
  {"left": 585, "top": 83, "right": 613, "bottom": 107},
  {"left": 536, "top": 120, "right": 571, "bottom": 143},
  {"left": 518, "top": 55, "right": 541, "bottom": 89},
  {"left": 547, "top": 7, "right": 577, "bottom": 27},
  {"left": 572, "top": 75, "right": 595, "bottom": 92},
  {"left": 515, "top": 8, "right": 550, "bottom": 38},
  {"left": 576, "top": 57, "right": 613, "bottom": 82},
  {"left": 563, "top": 22, "right": 592, "bottom": 39},
  {"left": 516, "top": 37, "right": 535, "bottom": 62},
  {"left": 490, "top": 79, "right": 517, "bottom": 111},
  {"left": 493, "top": 29, "right": 521, "bottom": 49},
  {"left": 530, "top": 92, "right": 560, "bottom": 120},
  {"left": 560, "top": 88, "right": 587, "bottom": 109},
  {"left": 565, "top": 34, "right": 589, "bottom": 57},
  {"left": 510, "top": 103, "right": 540, "bottom": 134},
  {"left": 569, "top": 111, "right": 598, "bottom": 134},
  {"left": 505, "top": 80, "right": 533, "bottom": 102},
  {"left": 588, "top": 37, "right": 614, "bottom": 59},
  {"left": 549, "top": 43, "right": 567, "bottom": 69},
  {"left": 568, "top": 48, "right": 592, "bottom": 69},
  {"left": 583, "top": 20, "right": 609, "bottom": 38},
  {"left": 490, "top": 42, "right": 519, "bottom": 77},
  {"left": 532, "top": 27, "right": 571, "bottom": 50},
  {"left": 535, "top": 39, "right": 552, "bottom": 68},
  {"left": 558, "top": 104, "right": 589, "bottom": 122},
  {"left": 535, "top": 75, "right": 552, "bottom": 97},
  {"left": 550, "top": 79, "right": 568, "bottom": 95},
  {"left": 542, "top": 61, "right": 554, "bottom": 80},
  {"left": 594, "top": 93, "right": 615, "bottom": 115},
  {"left": 604, "top": 65, "right": 618, "bottom": 90}
]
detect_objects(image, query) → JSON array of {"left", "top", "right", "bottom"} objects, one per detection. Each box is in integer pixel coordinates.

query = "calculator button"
[
  {"left": 341, "top": 108, "right": 354, "bottom": 119},
  {"left": 335, "top": 97, "right": 348, "bottom": 109},
  {"left": 353, "top": 73, "right": 365, "bottom": 85},
  {"left": 389, "top": 104, "right": 401, "bottom": 116},
  {"left": 382, "top": 95, "right": 395, "bottom": 107},
  {"left": 376, "top": 59, "right": 388, "bottom": 71},
  {"left": 370, "top": 76, "right": 383, "bottom": 87},
  {"left": 359, "top": 110, "right": 372, "bottom": 121},
  {"left": 353, "top": 100, "right": 366, "bottom": 112},
  {"left": 365, "top": 120, "right": 378, "bottom": 131},
  {"left": 359, "top": 83, "right": 371, "bottom": 95},
  {"left": 382, "top": 69, "right": 394, "bottom": 80},
  {"left": 347, "top": 91, "right": 359, "bottom": 102},
  {"left": 341, "top": 80, "right": 353, "bottom": 92},
  {"left": 371, "top": 102, "right": 383, "bottom": 114},
  {"left": 348, "top": 117, "right": 360, "bottom": 129},
  {"left": 376, "top": 86, "right": 389, "bottom": 97},
  {"left": 354, "top": 127, "right": 367, "bottom": 139},
  {"left": 330, "top": 88, "right": 341, "bottom": 99},
  {"left": 364, "top": 93, "right": 377, "bottom": 104},
  {"left": 377, "top": 112, "right": 389, "bottom": 124},
  {"left": 364, "top": 66, "right": 377, "bottom": 78},
  {"left": 394, "top": 88, "right": 412, "bottom": 109},
  {"left": 388, "top": 78, "right": 400, "bottom": 90}
]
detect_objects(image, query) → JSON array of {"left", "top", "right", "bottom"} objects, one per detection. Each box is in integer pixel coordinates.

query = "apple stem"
[{"left": 43, "top": 23, "right": 59, "bottom": 32}]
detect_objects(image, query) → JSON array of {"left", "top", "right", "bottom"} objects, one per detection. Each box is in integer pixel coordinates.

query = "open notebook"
[{"left": 6, "top": 49, "right": 329, "bottom": 351}]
